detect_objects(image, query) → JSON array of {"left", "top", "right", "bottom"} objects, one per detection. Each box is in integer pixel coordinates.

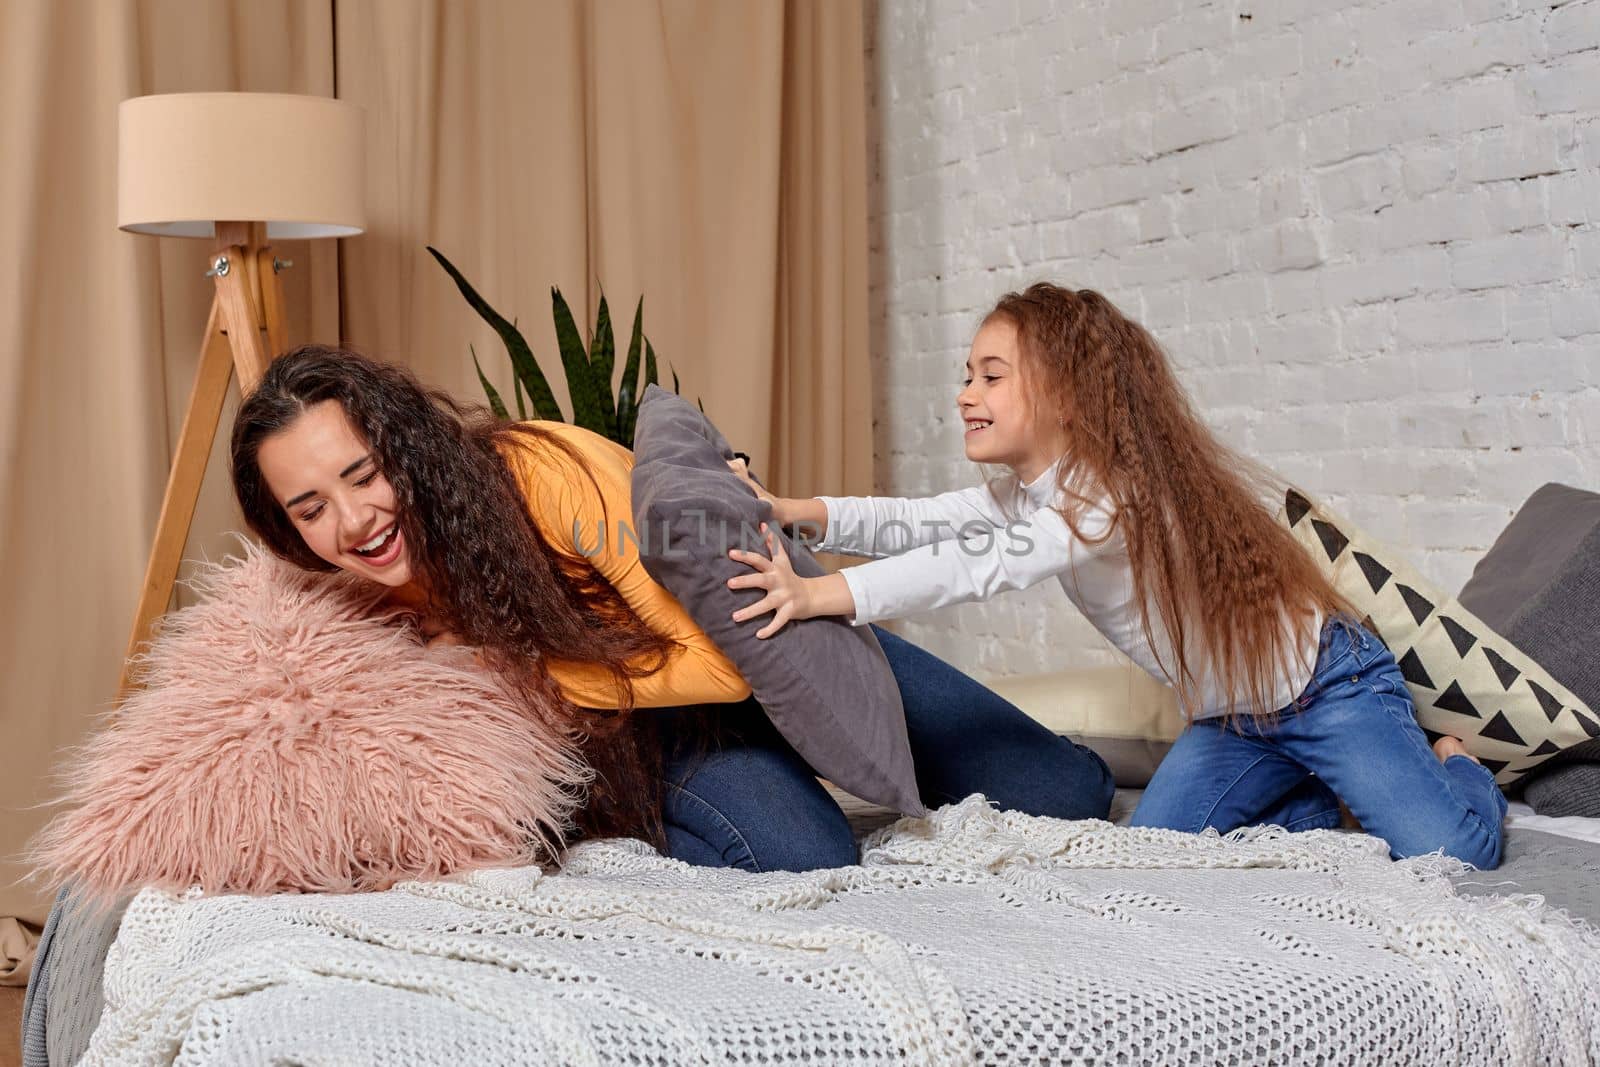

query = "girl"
[
  {"left": 729, "top": 283, "right": 1506, "bottom": 869},
  {"left": 231, "top": 345, "right": 1113, "bottom": 873}
]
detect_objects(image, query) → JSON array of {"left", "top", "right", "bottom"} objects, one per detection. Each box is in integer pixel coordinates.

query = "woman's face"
[{"left": 255, "top": 399, "right": 414, "bottom": 587}]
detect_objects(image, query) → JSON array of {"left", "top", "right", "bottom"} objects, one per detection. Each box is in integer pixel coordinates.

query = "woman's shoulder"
[
  {"left": 521, "top": 419, "right": 620, "bottom": 449},
  {"left": 502, "top": 419, "right": 626, "bottom": 452},
  {"left": 498, "top": 421, "right": 632, "bottom": 473},
  {"left": 495, "top": 421, "right": 633, "bottom": 522}
]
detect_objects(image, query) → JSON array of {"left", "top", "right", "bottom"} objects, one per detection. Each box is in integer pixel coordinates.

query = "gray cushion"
[
  {"left": 1506, "top": 519, "right": 1600, "bottom": 711},
  {"left": 1520, "top": 749, "right": 1600, "bottom": 818},
  {"left": 1457, "top": 483, "right": 1600, "bottom": 631},
  {"left": 629, "top": 386, "right": 926, "bottom": 815},
  {"left": 1505, "top": 521, "right": 1600, "bottom": 817}
]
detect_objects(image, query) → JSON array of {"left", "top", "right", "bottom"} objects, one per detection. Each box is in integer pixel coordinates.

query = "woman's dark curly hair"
[{"left": 231, "top": 344, "right": 677, "bottom": 846}]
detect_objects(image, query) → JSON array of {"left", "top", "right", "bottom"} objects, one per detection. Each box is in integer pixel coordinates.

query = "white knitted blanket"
[{"left": 83, "top": 798, "right": 1600, "bottom": 1065}]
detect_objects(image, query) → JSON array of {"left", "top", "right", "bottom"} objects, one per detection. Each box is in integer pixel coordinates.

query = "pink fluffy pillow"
[{"left": 32, "top": 542, "right": 587, "bottom": 902}]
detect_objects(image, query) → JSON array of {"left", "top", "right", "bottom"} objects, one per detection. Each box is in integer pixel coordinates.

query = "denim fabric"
[
  {"left": 1131, "top": 619, "right": 1508, "bottom": 869},
  {"left": 659, "top": 625, "right": 1115, "bottom": 873}
]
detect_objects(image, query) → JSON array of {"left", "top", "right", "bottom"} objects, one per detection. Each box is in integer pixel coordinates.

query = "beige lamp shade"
[{"left": 118, "top": 92, "right": 366, "bottom": 239}]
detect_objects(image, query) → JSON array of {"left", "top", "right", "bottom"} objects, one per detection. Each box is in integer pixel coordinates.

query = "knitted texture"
[
  {"left": 80, "top": 797, "right": 1600, "bottom": 1065},
  {"left": 30, "top": 542, "right": 588, "bottom": 902}
]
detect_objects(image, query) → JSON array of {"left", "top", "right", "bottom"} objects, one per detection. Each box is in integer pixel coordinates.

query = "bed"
[
  {"left": 24, "top": 481, "right": 1600, "bottom": 1063},
  {"left": 23, "top": 790, "right": 1600, "bottom": 1066}
]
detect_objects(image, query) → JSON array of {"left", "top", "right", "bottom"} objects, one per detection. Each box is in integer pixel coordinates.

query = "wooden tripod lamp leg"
[
  {"left": 116, "top": 298, "right": 237, "bottom": 699},
  {"left": 116, "top": 225, "right": 281, "bottom": 700},
  {"left": 216, "top": 222, "right": 274, "bottom": 388},
  {"left": 253, "top": 244, "right": 290, "bottom": 370}
]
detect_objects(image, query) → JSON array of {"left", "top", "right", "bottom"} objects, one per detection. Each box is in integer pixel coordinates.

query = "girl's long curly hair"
[
  {"left": 989, "top": 283, "right": 1351, "bottom": 723},
  {"left": 231, "top": 345, "right": 676, "bottom": 846}
]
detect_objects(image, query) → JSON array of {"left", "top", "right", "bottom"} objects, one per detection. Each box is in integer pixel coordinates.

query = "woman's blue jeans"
[
  {"left": 658, "top": 626, "right": 1115, "bottom": 872},
  {"left": 1130, "top": 619, "right": 1508, "bottom": 869}
]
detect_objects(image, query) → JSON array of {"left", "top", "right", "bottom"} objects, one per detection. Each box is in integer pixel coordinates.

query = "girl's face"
[
  {"left": 255, "top": 399, "right": 414, "bottom": 588},
  {"left": 957, "top": 317, "right": 1065, "bottom": 484}
]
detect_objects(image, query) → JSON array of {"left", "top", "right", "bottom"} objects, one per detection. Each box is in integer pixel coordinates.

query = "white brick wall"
[{"left": 867, "top": 0, "right": 1600, "bottom": 680}]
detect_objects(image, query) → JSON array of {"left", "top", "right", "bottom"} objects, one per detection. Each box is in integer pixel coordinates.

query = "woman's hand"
[
  {"left": 420, "top": 622, "right": 489, "bottom": 667},
  {"left": 728, "top": 524, "right": 855, "bottom": 638},
  {"left": 417, "top": 613, "right": 469, "bottom": 650}
]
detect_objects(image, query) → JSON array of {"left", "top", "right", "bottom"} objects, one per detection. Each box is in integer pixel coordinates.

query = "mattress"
[{"left": 1452, "top": 801, "right": 1600, "bottom": 921}]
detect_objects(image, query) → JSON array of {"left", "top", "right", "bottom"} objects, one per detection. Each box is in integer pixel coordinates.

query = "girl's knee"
[
  {"left": 1128, "top": 791, "right": 1206, "bottom": 834},
  {"left": 1459, "top": 839, "right": 1503, "bottom": 871},
  {"left": 1444, "top": 833, "right": 1503, "bottom": 871},
  {"left": 1384, "top": 827, "right": 1503, "bottom": 871}
]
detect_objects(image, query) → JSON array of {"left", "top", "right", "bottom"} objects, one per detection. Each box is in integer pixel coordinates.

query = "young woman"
[
  {"left": 231, "top": 345, "right": 1113, "bottom": 873},
  {"left": 729, "top": 283, "right": 1507, "bottom": 869}
]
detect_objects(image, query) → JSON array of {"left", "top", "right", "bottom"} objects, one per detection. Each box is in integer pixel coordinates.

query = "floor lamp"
[{"left": 116, "top": 93, "right": 366, "bottom": 698}]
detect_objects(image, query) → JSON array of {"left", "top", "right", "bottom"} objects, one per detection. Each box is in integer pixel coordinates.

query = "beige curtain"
[
  {"left": 0, "top": 0, "right": 868, "bottom": 968},
  {"left": 772, "top": 0, "right": 871, "bottom": 498},
  {"left": 337, "top": 0, "right": 857, "bottom": 482},
  {"left": 0, "top": 0, "right": 339, "bottom": 941}
]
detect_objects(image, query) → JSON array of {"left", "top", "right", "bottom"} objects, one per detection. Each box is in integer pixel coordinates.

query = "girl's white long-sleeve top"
[{"left": 816, "top": 466, "right": 1318, "bottom": 720}]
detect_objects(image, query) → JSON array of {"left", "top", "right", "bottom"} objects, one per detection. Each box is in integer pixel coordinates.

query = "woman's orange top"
[{"left": 497, "top": 421, "right": 751, "bottom": 709}]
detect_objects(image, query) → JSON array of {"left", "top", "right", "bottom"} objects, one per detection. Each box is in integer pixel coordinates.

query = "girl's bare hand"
[
  {"left": 727, "top": 524, "right": 811, "bottom": 639},
  {"left": 727, "top": 458, "right": 782, "bottom": 511}
]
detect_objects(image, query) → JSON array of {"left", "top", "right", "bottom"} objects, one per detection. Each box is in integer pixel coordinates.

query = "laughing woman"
[{"left": 230, "top": 345, "right": 1114, "bottom": 870}]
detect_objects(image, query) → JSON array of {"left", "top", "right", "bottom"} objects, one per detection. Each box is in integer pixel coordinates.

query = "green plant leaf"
[
  {"left": 427, "top": 247, "right": 563, "bottom": 422},
  {"left": 645, "top": 337, "right": 659, "bottom": 388},
  {"left": 551, "top": 287, "right": 606, "bottom": 433},
  {"left": 672, "top": 367, "right": 681, "bottom": 395},
  {"left": 470, "top": 344, "right": 509, "bottom": 420},
  {"left": 508, "top": 316, "right": 529, "bottom": 419},
  {"left": 617, "top": 296, "right": 645, "bottom": 447},
  {"left": 592, "top": 289, "right": 619, "bottom": 440}
]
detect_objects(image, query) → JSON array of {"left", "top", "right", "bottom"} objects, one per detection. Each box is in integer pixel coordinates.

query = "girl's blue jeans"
[
  {"left": 658, "top": 626, "right": 1115, "bottom": 872},
  {"left": 1130, "top": 619, "right": 1507, "bottom": 869}
]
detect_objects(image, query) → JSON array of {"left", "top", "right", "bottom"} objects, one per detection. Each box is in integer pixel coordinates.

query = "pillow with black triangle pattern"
[{"left": 1278, "top": 490, "right": 1600, "bottom": 786}]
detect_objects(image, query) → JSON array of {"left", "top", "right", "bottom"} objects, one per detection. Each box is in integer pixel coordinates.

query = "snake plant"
[{"left": 428, "top": 245, "right": 686, "bottom": 448}]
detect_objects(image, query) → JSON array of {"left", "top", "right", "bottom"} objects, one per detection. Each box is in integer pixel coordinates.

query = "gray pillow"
[
  {"left": 1507, "top": 520, "right": 1600, "bottom": 710},
  {"left": 1520, "top": 747, "right": 1600, "bottom": 819},
  {"left": 1457, "top": 483, "right": 1600, "bottom": 631},
  {"left": 1506, "top": 521, "right": 1600, "bottom": 817},
  {"left": 629, "top": 386, "right": 926, "bottom": 816}
]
